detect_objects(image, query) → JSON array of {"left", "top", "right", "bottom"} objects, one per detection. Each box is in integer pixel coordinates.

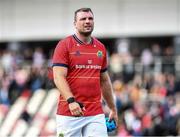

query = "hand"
[
  {"left": 68, "top": 102, "right": 84, "bottom": 116},
  {"left": 108, "top": 109, "right": 118, "bottom": 128}
]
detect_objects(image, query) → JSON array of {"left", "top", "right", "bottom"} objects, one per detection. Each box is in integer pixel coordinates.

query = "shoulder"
[
  {"left": 56, "top": 35, "right": 74, "bottom": 49},
  {"left": 57, "top": 35, "right": 73, "bottom": 45},
  {"left": 93, "top": 37, "right": 104, "bottom": 45},
  {"left": 92, "top": 37, "right": 106, "bottom": 50}
]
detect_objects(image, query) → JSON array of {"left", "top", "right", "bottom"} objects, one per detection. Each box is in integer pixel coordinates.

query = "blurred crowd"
[
  {"left": 0, "top": 45, "right": 54, "bottom": 106},
  {"left": 0, "top": 41, "right": 180, "bottom": 136},
  {"left": 106, "top": 41, "right": 180, "bottom": 136}
]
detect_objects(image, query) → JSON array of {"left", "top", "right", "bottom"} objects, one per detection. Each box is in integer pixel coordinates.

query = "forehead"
[{"left": 76, "top": 11, "right": 94, "bottom": 19}]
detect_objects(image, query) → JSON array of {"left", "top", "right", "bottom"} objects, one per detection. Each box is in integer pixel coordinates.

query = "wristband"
[{"left": 67, "top": 97, "right": 75, "bottom": 104}]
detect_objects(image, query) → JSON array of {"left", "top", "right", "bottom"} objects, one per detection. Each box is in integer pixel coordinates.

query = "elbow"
[{"left": 53, "top": 74, "right": 66, "bottom": 86}]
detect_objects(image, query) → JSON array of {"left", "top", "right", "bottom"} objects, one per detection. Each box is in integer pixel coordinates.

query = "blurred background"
[{"left": 0, "top": 0, "right": 180, "bottom": 136}]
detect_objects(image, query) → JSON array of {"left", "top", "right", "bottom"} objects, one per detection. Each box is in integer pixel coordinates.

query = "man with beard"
[{"left": 52, "top": 8, "right": 118, "bottom": 137}]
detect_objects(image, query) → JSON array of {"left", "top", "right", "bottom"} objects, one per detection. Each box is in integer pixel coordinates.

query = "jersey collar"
[{"left": 73, "top": 34, "right": 93, "bottom": 45}]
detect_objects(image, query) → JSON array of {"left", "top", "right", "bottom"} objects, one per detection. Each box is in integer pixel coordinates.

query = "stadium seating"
[
  {"left": 10, "top": 119, "right": 28, "bottom": 137},
  {"left": 10, "top": 89, "right": 47, "bottom": 137},
  {"left": 0, "top": 91, "right": 30, "bottom": 137},
  {"left": 0, "top": 105, "right": 9, "bottom": 127},
  {"left": 25, "top": 89, "right": 58, "bottom": 137},
  {"left": 0, "top": 88, "right": 59, "bottom": 137},
  {"left": 40, "top": 100, "right": 57, "bottom": 136}
]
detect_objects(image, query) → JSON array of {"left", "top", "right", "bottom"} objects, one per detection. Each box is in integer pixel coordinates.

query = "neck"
[{"left": 75, "top": 32, "right": 91, "bottom": 44}]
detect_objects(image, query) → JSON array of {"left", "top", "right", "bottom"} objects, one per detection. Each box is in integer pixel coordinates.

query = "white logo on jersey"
[
  {"left": 76, "top": 65, "right": 101, "bottom": 69},
  {"left": 88, "top": 60, "right": 92, "bottom": 64}
]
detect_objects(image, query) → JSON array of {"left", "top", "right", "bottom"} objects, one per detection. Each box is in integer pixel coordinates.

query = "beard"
[
  {"left": 79, "top": 27, "right": 94, "bottom": 37},
  {"left": 79, "top": 31, "right": 92, "bottom": 36}
]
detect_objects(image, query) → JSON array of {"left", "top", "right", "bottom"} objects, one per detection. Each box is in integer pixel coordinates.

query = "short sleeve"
[{"left": 52, "top": 40, "right": 69, "bottom": 68}]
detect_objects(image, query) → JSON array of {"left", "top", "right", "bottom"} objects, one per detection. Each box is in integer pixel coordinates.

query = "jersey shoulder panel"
[
  {"left": 93, "top": 37, "right": 106, "bottom": 49},
  {"left": 57, "top": 35, "right": 74, "bottom": 48},
  {"left": 52, "top": 35, "right": 74, "bottom": 66}
]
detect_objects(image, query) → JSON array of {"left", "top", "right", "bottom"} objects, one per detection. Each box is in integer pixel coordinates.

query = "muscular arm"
[
  {"left": 53, "top": 66, "right": 84, "bottom": 116},
  {"left": 53, "top": 66, "right": 73, "bottom": 100},
  {"left": 100, "top": 71, "right": 118, "bottom": 125}
]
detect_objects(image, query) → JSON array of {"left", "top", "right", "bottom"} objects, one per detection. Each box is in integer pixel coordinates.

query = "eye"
[
  {"left": 80, "top": 17, "right": 86, "bottom": 21},
  {"left": 79, "top": 17, "right": 93, "bottom": 21},
  {"left": 89, "top": 17, "right": 93, "bottom": 20}
]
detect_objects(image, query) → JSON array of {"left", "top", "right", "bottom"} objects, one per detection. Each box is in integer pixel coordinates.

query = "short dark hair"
[{"left": 74, "top": 8, "right": 93, "bottom": 21}]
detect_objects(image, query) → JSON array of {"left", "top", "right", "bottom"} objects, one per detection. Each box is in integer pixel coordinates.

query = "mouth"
[
  {"left": 85, "top": 26, "right": 91, "bottom": 28},
  {"left": 84, "top": 26, "right": 92, "bottom": 30}
]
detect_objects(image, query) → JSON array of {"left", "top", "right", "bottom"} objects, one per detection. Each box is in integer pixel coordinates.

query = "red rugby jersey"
[{"left": 52, "top": 34, "right": 107, "bottom": 116}]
